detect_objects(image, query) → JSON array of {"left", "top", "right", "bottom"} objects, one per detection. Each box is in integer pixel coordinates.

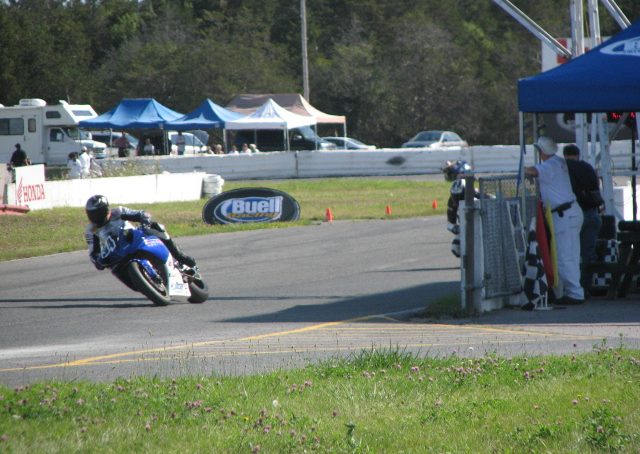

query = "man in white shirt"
[
  {"left": 175, "top": 132, "right": 186, "bottom": 155},
  {"left": 78, "top": 146, "right": 92, "bottom": 178},
  {"left": 525, "top": 136, "right": 585, "bottom": 305}
]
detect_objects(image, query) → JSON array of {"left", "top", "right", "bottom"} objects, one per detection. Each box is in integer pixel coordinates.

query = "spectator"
[
  {"left": 9, "top": 143, "right": 30, "bottom": 169},
  {"left": 213, "top": 144, "right": 223, "bottom": 155},
  {"left": 525, "top": 136, "right": 585, "bottom": 305},
  {"left": 175, "top": 131, "right": 186, "bottom": 156},
  {"left": 143, "top": 138, "right": 155, "bottom": 156},
  {"left": 7, "top": 143, "right": 30, "bottom": 182},
  {"left": 67, "top": 152, "right": 83, "bottom": 179},
  {"left": 242, "top": 143, "right": 251, "bottom": 154},
  {"left": 115, "top": 132, "right": 130, "bottom": 158},
  {"left": 249, "top": 143, "right": 260, "bottom": 153},
  {"left": 229, "top": 145, "right": 239, "bottom": 154},
  {"left": 78, "top": 146, "right": 92, "bottom": 178},
  {"left": 563, "top": 144, "right": 604, "bottom": 290}
]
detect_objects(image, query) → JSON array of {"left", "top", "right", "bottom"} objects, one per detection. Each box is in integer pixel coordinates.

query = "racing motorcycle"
[{"left": 97, "top": 225, "right": 208, "bottom": 306}]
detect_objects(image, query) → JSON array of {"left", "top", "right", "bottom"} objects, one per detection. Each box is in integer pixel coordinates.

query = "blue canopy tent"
[
  {"left": 164, "top": 99, "right": 244, "bottom": 151},
  {"left": 517, "top": 19, "right": 640, "bottom": 219},
  {"left": 78, "top": 98, "right": 183, "bottom": 129},
  {"left": 519, "top": 19, "right": 640, "bottom": 113},
  {"left": 79, "top": 98, "right": 183, "bottom": 155},
  {"left": 165, "top": 99, "right": 243, "bottom": 130}
]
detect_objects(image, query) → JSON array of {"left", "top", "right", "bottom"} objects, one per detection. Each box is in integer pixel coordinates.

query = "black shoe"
[
  {"left": 521, "top": 302, "right": 535, "bottom": 311},
  {"left": 556, "top": 296, "right": 585, "bottom": 306}
]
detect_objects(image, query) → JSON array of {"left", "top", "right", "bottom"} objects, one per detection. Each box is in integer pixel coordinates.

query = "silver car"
[
  {"left": 401, "top": 130, "right": 468, "bottom": 149},
  {"left": 322, "top": 137, "right": 376, "bottom": 150}
]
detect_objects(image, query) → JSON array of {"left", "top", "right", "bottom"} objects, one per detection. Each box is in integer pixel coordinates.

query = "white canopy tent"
[{"left": 224, "top": 98, "right": 317, "bottom": 151}]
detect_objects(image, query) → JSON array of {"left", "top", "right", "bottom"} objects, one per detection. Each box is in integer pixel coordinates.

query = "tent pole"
[
  {"left": 589, "top": 116, "right": 598, "bottom": 166},
  {"left": 222, "top": 128, "right": 228, "bottom": 153},
  {"left": 632, "top": 124, "right": 637, "bottom": 221},
  {"left": 519, "top": 111, "right": 527, "bottom": 224},
  {"left": 598, "top": 113, "right": 615, "bottom": 218}
]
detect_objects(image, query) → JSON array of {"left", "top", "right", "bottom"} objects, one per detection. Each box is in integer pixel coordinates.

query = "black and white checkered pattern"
[
  {"left": 590, "top": 240, "right": 619, "bottom": 291},
  {"left": 592, "top": 272, "right": 612, "bottom": 288},
  {"left": 603, "top": 239, "right": 619, "bottom": 263},
  {"left": 522, "top": 218, "right": 548, "bottom": 308}
]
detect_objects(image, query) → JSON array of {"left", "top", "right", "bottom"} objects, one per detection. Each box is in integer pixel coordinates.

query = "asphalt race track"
[{"left": 1, "top": 217, "right": 639, "bottom": 387}]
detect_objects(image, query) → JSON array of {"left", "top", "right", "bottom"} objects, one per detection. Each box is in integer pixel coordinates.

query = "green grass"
[
  {"left": 0, "top": 178, "right": 451, "bottom": 262},
  {"left": 1, "top": 348, "right": 638, "bottom": 452}
]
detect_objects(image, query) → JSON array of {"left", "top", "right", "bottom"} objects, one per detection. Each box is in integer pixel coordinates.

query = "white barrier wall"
[
  {"left": 5, "top": 172, "right": 209, "bottom": 209},
  {"left": 108, "top": 141, "right": 632, "bottom": 180},
  {"left": 5, "top": 141, "right": 639, "bottom": 210},
  {"left": 100, "top": 144, "right": 545, "bottom": 180}
]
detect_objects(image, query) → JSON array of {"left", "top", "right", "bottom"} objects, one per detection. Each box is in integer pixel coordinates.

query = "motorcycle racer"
[
  {"left": 84, "top": 194, "right": 196, "bottom": 271},
  {"left": 442, "top": 160, "right": 477, "bottom": 257}
]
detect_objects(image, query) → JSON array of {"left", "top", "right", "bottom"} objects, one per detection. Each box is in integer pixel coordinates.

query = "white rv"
[{"left": 0, "top": 98, "right": 99, "bottom": 166}]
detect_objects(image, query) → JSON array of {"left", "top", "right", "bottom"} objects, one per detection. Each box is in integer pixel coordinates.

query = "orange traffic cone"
[
  {"left": 385, "top": 205, "right": 392, "bottom": 215},
  {"left": 325, "top": 207, "right": 334, "bottom": 222},
  {"left": 432, "top": 199, "right": 438, "bottom": 209}
]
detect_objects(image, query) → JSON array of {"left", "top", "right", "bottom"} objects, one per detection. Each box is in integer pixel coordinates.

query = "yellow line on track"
[{"left": 0, "top": 315, "right": 601, "bottom": 373}]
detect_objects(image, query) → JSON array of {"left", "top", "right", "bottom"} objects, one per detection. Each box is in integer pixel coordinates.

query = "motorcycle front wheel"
[
  {"left": 188, "top": 277, "right": 209, "bottom": 304},
  {"left": 127, "top": 258, "right": 171, "bottom": 306}
]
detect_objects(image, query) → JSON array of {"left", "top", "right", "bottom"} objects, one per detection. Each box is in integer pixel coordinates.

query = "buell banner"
[
  {"left": 13, "top": 164, "right": 50, "bottom": 210},
  {"left": 202, "top": 187, "right": 300, "bottom": 225}
]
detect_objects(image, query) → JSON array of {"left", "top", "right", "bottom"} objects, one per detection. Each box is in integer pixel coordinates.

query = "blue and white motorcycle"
[{"left": 97, "top": 225, "right": 209, "bottom": 306}]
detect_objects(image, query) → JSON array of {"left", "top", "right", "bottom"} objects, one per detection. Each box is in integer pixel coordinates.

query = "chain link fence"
[{"left": 479, "top": 175, "right": 538, "bottom": 298}]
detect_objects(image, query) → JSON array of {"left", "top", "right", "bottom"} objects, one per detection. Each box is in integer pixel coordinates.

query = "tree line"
[{"left": 1, "top": 0, "right": 638, "bottom": 147}]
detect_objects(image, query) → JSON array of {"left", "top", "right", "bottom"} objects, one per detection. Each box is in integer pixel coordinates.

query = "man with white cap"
[
  {"left": 78, "top": 146, "right": 91, "bottom": 178},
  {"left": 525, "top": 136, "right": 585, "bottom": 304}
]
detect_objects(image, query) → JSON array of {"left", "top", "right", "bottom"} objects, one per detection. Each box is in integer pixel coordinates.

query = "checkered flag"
[{"left": 522, "top": 217, "right": 548, "bottom": 310}]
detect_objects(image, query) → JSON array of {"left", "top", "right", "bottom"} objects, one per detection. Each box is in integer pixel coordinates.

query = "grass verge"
[
  {"left": 1, "top": 348, "right": 638, "bottom": 452},
  {"left": 0, "top": 178, "right": 451, "bottom": 262}
]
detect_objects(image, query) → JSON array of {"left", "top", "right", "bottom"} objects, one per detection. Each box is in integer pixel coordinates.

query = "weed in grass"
[{"left": 584, "top": 406, "right": 631, "bottom": 451}]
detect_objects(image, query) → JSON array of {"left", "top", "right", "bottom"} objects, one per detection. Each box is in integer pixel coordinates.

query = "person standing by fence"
[
  {"left": 525, "top": 136, "right": 585, "bottom": 305},
  {"left": 115, "top": 132, "right": 130, "bottom": 158}
]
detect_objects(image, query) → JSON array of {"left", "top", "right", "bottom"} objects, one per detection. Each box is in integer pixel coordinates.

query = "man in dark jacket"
[
  {"left": 563, "top": 144, "right": 603, "bottom": 265},
  {"left": 8, "top": 143, "right": 29, "bottom": 169},
  {"left": 7, "top": 143, "right": 30, "bottom": 182}
]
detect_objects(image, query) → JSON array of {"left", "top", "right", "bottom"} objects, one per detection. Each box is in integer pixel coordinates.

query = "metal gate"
[{"left": 479, "top": 175, "right": 537, "bottom": 298}]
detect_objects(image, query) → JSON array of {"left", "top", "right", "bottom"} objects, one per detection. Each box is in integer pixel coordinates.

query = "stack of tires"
[{"left": 202, "top": 174, "right": 225, "bottom": 198}]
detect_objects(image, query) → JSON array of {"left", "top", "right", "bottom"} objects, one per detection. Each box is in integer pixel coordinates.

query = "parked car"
[
  {"left": 75, "top": 130, "right": 108, "bottom": 159},
  {"left": 233, "top": 127, "right": 336, "bottom": 152},
  {"left": 401, "top": 130, "right": 468, "bottom": 149},
  {"left": 167, "top": 131, "right": 209, "bottom": 154},
  {"left": 85, "top": 130, "right": 139, "bottom": 157},
  {"left": 321, "top": 137, "right": 376, "bottom": 150}
]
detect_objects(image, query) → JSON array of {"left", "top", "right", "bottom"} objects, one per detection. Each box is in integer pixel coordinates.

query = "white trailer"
[{"left": 0, "top": 98, "right": 98, "bottom": 166}]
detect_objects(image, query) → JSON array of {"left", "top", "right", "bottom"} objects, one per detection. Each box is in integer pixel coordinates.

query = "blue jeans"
[{"left": 581, "top": 208, "right": 602, "bottom": 264}]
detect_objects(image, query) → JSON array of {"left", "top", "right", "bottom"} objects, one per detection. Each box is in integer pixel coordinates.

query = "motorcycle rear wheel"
[
  {"left": 188, "top": 278, "right": 209, "bottom": 304},
  {"left": 127, "top": 259, "right": 171, "bottom": 306}
]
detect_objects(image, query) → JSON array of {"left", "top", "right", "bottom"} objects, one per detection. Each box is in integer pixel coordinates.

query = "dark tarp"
[{"left": 518, "top": 19, "right": 640, "bottom": 113}]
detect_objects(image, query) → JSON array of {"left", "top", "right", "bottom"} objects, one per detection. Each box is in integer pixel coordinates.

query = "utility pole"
[{"left": 300, "top": 0, "right": 310, "bottom": 100}]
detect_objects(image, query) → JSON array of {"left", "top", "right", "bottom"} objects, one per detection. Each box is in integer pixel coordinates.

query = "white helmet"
[{"left": 534, "top": 136, "right": 557, "bottom": 156}]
